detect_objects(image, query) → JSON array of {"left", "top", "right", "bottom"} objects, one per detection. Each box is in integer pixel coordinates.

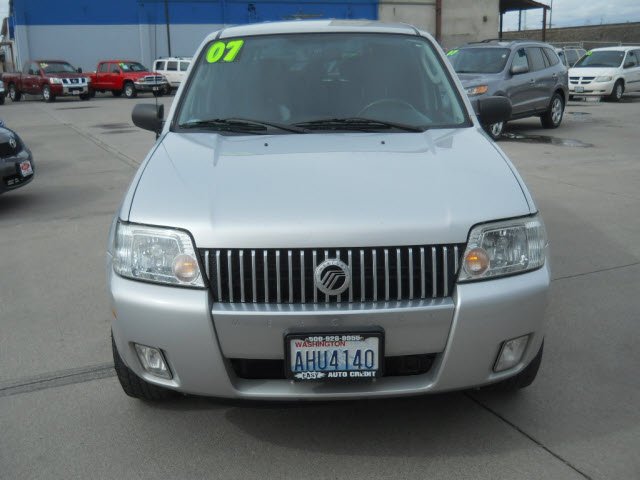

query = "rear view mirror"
[
  {"left": 476, "top": 96, "right": 512, "bottom": 126},
  {"left": 511, "top": 64, "right": 529, "bottom": 75},
  {"left": 132, "top": 104, "right": 165, "bottom": 135}
]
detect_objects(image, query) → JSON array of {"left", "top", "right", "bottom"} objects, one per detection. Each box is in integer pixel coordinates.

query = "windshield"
[
  {"left": 448, "top": 48, "right": 510, "bottom": 74},
  {"left": 40, "top": 62, "right": 77, "bottom": 74},
  {"left": 119, "top": 62, "right": 148, "bottom": 72},
  {"left": 573, "top": 51, "right": 624, "bottom": 68},
  {"left": 176, "top": 33, "right": 468, "bottom": 133}
]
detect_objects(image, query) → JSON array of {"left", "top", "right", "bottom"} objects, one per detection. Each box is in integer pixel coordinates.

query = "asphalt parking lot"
[{"left": 1, "top": 92, "right": 639, "bottom": 479}]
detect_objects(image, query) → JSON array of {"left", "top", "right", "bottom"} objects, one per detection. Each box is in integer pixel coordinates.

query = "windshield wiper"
[
  {"left": 293, "top": 117, "right": 424, "bottom": 132},
  {"left": 179, "top": 117, "right": 307, "bottom": 134}
]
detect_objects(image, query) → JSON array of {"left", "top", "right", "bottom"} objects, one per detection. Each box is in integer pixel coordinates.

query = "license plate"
[
  {"left": 152, "top": 86, "right": 159, "bottom": 91},
  {"left": 72, "top": 90, "right": 80, "bottom": 95},
  {"left": 575, "top": 86, "right": 584, "bottom": 93},
  {"left": 286, "top": 330, "right": 383, "bottom": 381},
  {"left": 19, "top": 160, "right": 33, "bottom": 177}
]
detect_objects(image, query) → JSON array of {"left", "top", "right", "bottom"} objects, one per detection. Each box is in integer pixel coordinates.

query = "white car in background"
[
  {"left": 153, "top": 57, "right": 192, "bottom": 93},
  {"left": 569, "top": 46, "right": 640, "bottom": 101}
]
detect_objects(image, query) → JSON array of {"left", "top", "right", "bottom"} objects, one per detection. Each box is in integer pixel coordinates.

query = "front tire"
[
  {"left": 608, "top": 80, "right": 624, "bottom": 102},
  {"left": 112, "top": 333, "right": 174, "bottom": 401},
  {"left": 9, "top": 84, "right": 21, "bottom": 102},
  {"left": 123, "top": 82, "right": 137, "bottom": 99},
  {"left": 42, "top": 84, "right": 56, "bottom": 103},
  {"left": 484, "top": 121, "right": 505, "bottom": 140},
  {"left": 540, "top": 93, "right": 564, "bottom": 129}
]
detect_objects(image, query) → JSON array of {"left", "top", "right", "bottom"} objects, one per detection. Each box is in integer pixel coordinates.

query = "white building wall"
[
  {"left": 378, "top": 1, "right": 436, "bottom": 33},
  {"left": 378, "top": 0, "right": 499, "bottom": 49}
]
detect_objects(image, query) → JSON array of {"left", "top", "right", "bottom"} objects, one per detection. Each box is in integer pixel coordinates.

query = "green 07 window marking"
[{"left": 206, "top": 40, "right": 245, "bottom": 63}]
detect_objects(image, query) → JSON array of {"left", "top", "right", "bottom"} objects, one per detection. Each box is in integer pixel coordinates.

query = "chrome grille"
[
  {"left": 200, "top": 244, "right": 465, "bottom": 304},
  {"left": 570, "top": 76, "right": 595, "bottom": 85},
  {"left": 143, "top": 75, "right": 163, "bottom": 83}
]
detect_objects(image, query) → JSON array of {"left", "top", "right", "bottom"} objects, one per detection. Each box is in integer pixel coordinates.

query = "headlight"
[
  {"left": 458, "top": 215, "right": 546, "bottom": 282},
  {"left": 595, "top": 76, "right": 613, "bottom": 82},
  {"left": 466, "top": 86, "right": 488, "bottom": 96},
  {"left": 113, "top": 222, "right": 204, "bottom": 287},
  {"left": 50, "top": 78, "right": 63, "bottom": 85}
]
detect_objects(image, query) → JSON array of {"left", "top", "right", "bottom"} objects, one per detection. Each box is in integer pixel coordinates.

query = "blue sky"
[{"left": 503, "top": 0, "right": 640, "bottom": 30}]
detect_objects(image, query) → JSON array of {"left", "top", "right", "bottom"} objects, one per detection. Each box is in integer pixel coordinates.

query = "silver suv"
[
  {"left": 449, "top": 40, "right": 569, "bottom": 139},
  {"left": 108, "top": 21, "right": 550, "bottom": 401}
]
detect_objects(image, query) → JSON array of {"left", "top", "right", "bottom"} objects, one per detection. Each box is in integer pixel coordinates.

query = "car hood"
[
  {"left": 124, "top": 71, "right": 155, "bottom": 78},
  {"left": 456, "top": 73, "right": 499, "bottom": 86},
  {"left": 569, "top": 67, "right": 618, "bottom": 77},
  {"left": 128, "top": 128, "right": 532, "bottom": 248},
  {"left": 47, "top": 73, "right": 86, "bottom": 79}
]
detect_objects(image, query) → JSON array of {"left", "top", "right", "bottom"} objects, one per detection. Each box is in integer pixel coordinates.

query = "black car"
[
  {"left": 0, "top": 126, "right": 34, "bottom": 194},
  {"left": 448, "top": 39, "right": 569, "bottom": 140}
]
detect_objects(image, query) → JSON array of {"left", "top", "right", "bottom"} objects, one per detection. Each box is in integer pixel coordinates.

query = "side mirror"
[
  {"left": 77, "top": 67, "right": 83, "bottom": 73},
  {"left": 476, "top": 96, "right": 512, "bottom": 126},
  {"left": 132, "top": 103, "right": 164, "bottom": 134},
  {"left": 511, "top": 63, "right": 529, "bottom": 75}
]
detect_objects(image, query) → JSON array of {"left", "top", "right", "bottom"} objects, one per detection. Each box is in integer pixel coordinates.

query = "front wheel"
[
  {"left": 9, "top": 84, "right": 21, "bottom": 102},
  {"left": 42, "top": 84, "right": 56, "bottom": 103},
  {"left": 123, "top": 82, "right": 137, "bottom": 99},
  {"left": 540, "top": 93, "right": 564, "bottom": 129},
  {"left": 484, "top": 121, "right": 505, "bottom": 140},
  {"left": 608, "top": 80, "right": 624, "bottom": 102}
]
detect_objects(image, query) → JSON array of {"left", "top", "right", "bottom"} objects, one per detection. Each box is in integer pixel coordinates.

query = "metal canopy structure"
[{"left": 499, "top": 0, "right": 551, "bottom": 41}]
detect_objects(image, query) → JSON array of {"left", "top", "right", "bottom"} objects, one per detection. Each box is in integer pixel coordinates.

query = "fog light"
[
  {"left": 135, "top": 344, "right": 172, "bottom": 379},
  {"left": 494, "top": 335, "right": 529, "bottom": 372}
]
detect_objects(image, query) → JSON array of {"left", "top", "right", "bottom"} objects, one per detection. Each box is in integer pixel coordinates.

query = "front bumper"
[
  {"left": 134, "top": 81, "right": 169, "bottom": 92},
  {"left": 108, "top": 251, "right": 550, "bottom": 400},
  {"left": 569, "top": 80, "right": 615, "bottom": 96},
  {"left": 51, "top": 84, "right": 89, "bottom": 97},
  {"left": 0, "top": 149, "right": 34, "bottom": 194}
]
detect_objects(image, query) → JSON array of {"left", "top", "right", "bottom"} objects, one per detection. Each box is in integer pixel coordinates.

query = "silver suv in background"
[
  {"left": 448, "top": 40, "right": 569, "bottom": 139},
  {"left": 109, "top": 21, "right": 549, "bottom": 402}
]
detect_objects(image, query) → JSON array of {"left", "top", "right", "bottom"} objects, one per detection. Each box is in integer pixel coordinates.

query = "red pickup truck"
[
  {"left": 87, "top": 61, "right": 169, "bottom": 98},
  {"left": 3, "top": 60, "right": 91, "bottom": 102}
]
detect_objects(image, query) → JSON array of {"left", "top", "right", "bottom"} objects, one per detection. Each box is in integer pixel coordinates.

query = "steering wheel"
[{"left": 357, "top": 98, "right": 420, "bottom": 117}]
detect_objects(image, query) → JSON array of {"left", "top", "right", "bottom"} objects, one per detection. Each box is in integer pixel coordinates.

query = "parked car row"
[
  {"left": 1, "top": 56, "right": 192, "bottom": 103},
  {"left": 447, "top": 40, "right": 640, "bottom": 139}
]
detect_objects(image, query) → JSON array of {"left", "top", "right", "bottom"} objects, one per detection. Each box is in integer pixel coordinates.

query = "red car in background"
[
  {"left": 3, "top": 60, "right": 91, "bottom": 102},
  {"left": 88, "top": 61, "right": 169, "bottom": 98}
]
